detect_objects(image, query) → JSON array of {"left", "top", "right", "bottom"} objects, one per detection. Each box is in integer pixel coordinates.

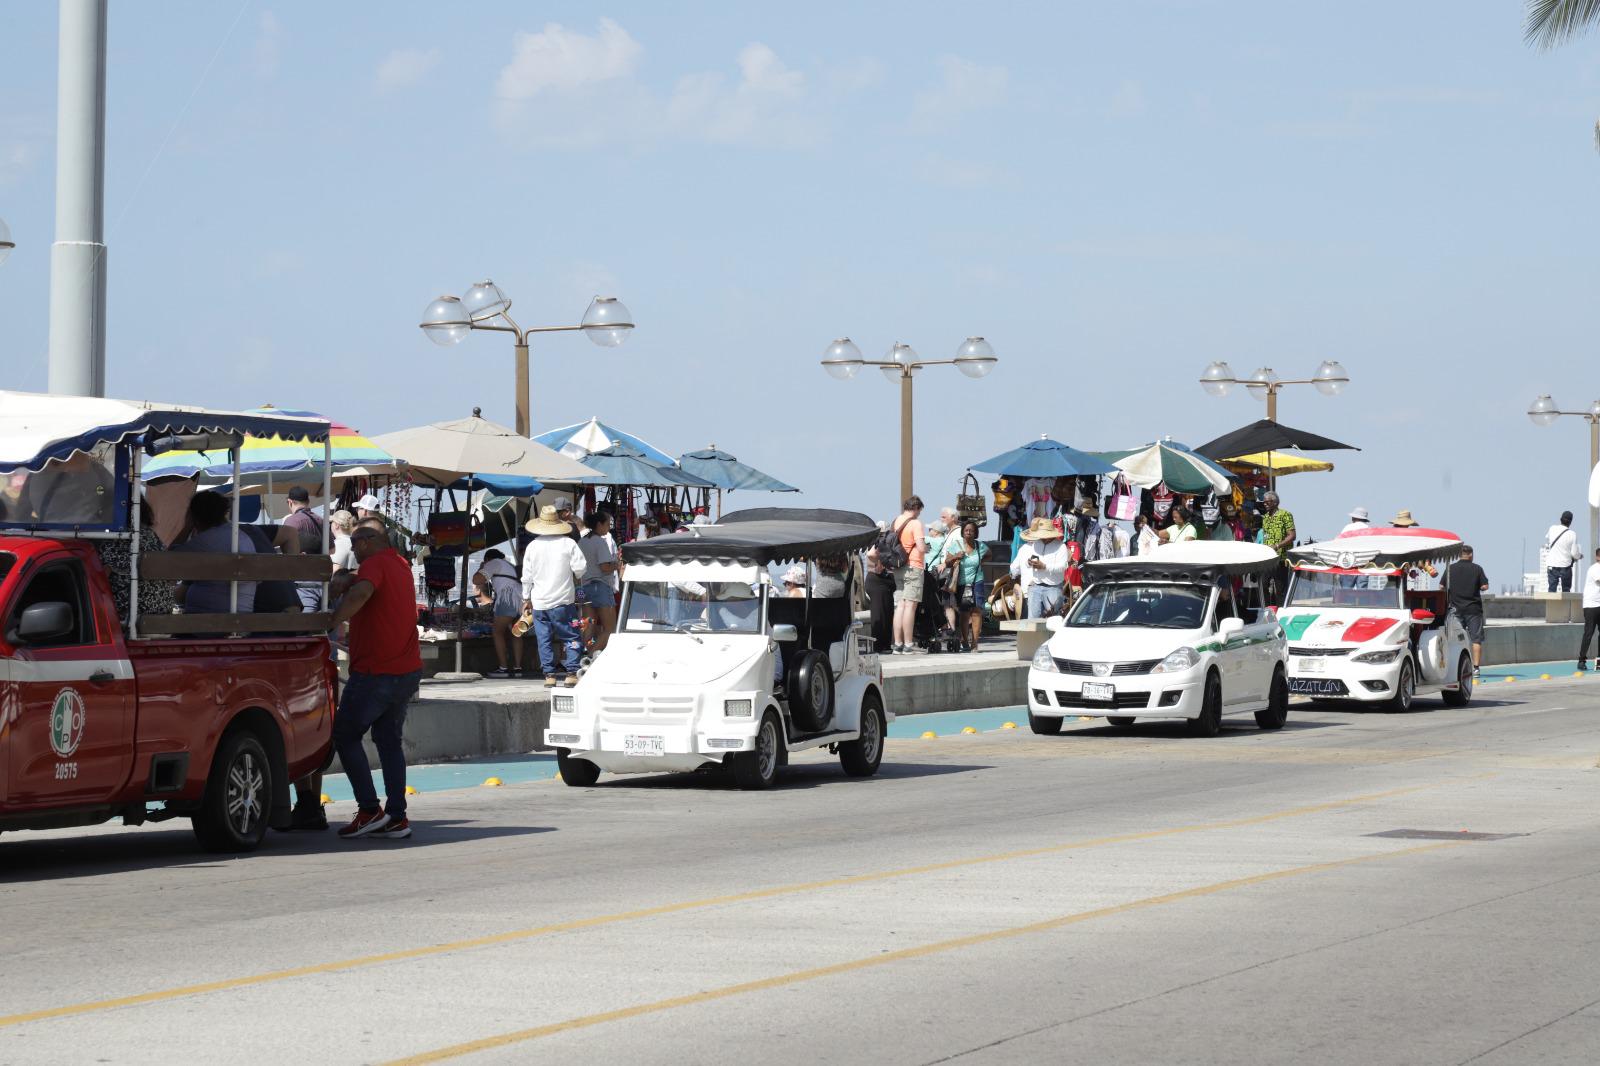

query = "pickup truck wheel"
[
  {"left": 1028, "top": 709, "right": 1063, "bottom": 736},
  {"left": 839, "top": 693, "right": 886, "bottom": 777},
  {"left": 1255, "top": 668, "right": 1289, "bottom": 730},
  {"left": 730, "top": 714, "right": 782, "bottom": 790},
  {"left": 1441, "top": 653, "right": 1473, "bottom": 708},
  {"left": 193, "top": 731, "right": 272, "bottom": 853},
  {"left": 1187, "top": 674, "right": 1223, "bottom": 737},
  {"left": 557, "top": 750, "right": 601, "bottom": 787},
  {"left": 1386, "top": 659, "right": 1416, "bottom": 713}
]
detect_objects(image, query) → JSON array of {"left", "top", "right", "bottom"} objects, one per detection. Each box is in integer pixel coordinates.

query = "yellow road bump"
[
  {"left": 319, "top": 793, "right": 332, "bottom": 805},
  {"left": 961, "top": 726, "right": 978, "bottom": 734},
  {"left": 1002, "top": 722, "right": 1017, "bottom": 730},
  {"left": 1540, "top": 674, "right": 1551, "bottom": 680},
  {"left": 405, "top": 785, "right": 419, "bottom": 795},
  {"left": 1504, "top": 676, "right": 1515, "bottom": 683},
  {"left": 1576, "top": 672, "right": 1587, "bottom": 678},
  {"left": 921, "top": 731, "right": 937, "bottom": 739},
  {"left": 483, "top": 777, "right": 504, "bottom": 787}
]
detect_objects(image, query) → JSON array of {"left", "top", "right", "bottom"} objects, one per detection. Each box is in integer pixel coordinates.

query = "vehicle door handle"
[{"left": 89, "top": 669, "right": 116, "bottom": 684}]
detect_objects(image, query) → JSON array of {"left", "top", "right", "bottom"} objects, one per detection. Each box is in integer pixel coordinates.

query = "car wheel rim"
[
  {"left": 863, "top": 708, "right": 881, "bottom": 761},
  {"left": 1460, "top": 658, "right": 1472, "bottom": 693},
  {"left": 810, "top": 671, "right": 828, "bottom": 712},
  {"left": 1400, "top": 666, "right": 1414, "bottom": 707},
  {"left": 226, "top": 751, "right": 263, "bottom": 836},
  {"left": 757, "top": 722, "right": 777, "bottom": 779}
]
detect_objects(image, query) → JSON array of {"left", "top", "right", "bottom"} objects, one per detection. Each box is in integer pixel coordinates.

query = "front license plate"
[
  {"left": 1081, "top": 682, "right": 1115, "bottom": 702},
  {"left": 1299, "top": 657, "right": 1324, "bottom": 673},
  {"left": 624, "top": 734, "right": 665, "bottom": 757}
]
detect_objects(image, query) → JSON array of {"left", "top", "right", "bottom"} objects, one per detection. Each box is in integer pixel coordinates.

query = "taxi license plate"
[
  {"left": 624, "top": 735, "right": 665, "bottom": 757},
  {"left": 1081, "top": 682, "right": 1115, "bottom": 702},
  {"left": 1299, "top": 658, "right": 1324, "bottom": 674}
]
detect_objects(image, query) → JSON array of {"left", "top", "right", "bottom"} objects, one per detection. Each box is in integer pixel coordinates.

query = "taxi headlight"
[
  {"left": 1031, "top": 645, "right": 1058, "bottom": 672},
  {"left": 1353, "top": 647, "right": 1403, "bottom": 664},
  {"left": 1151, "top": 647, "right": 1200, "bottom": 674},
  {"left": 551, "top": 694, "right": 576, "bottom": 715},
  {"left": 724, "top": 699, "right": 753, "bottom": 718}
]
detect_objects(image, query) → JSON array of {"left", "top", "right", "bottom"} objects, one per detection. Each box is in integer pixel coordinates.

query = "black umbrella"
[{"left": 1194, "top": 419, "right": 1359, "bottom": 460}]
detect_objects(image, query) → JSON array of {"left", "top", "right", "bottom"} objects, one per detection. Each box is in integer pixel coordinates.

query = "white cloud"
[
  {"left": 495, "top": 18, "right": 641, "bottom": 100},
  {"left": 665, "top": 44, "right": 819, "bottom": 147},
  {"left": 918, "top": 153, "right": 1006, "bottom": 189},
  {"left": 825, "top": 57, "right": 885, "bottom": 95},
  {"left": 253, "top": 11, "right": 281, "bottom": 79},
  {"left": 374, "top": 47, "right": 441, "bottom": 94},
  {"left": 911, "top": 56, "right": 1008, "bottom": 131},
  {"left": 1107, "top": 80, "right": 1146, "bottom": 119},
  {"left": 0, "top": 141, "right": 38, "bottom": 188}
]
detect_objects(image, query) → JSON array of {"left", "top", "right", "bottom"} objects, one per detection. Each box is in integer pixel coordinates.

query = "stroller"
[{"left": 914, "top": 563, "right": 962, "bottom": 653}]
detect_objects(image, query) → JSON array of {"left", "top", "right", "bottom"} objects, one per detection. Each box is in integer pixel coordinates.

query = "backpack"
[{"left": 875, "top": 516, "right": 911, "bottom": 570}]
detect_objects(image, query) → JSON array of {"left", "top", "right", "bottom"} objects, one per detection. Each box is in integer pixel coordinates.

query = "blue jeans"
[
  {"left": 1548, "top": 566, "right": 1574, "bottom": 593},
  {"left": 334, "top": 669, "right": 420, "bottom": 818},
  {"left": 1027, "top": 583, "right": 1063, "bottom": 618},
  {"left": 533, "top": 603, "right": 582, "bottom": 676}
]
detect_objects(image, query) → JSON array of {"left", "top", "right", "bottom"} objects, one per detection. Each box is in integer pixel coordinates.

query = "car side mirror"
[
  {"left": 771, "top": 623, "right": 799, "bottom": 643},
  {"left": 13, "top": 601, "right": 75, "bottom": 644},
  {"left": 1045, "top": 616, "right": 1065, "bottom": 632},
  {"left": 1410, "top": 609, "right": 1435, "bottom": 624},
  {"left": 1218, "top": 616, "right": 1245, "bottom": 638}
]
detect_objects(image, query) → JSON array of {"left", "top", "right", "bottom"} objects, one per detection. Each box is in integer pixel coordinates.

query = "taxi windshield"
[
  {"left": 622, "top": 580, "right": 764, "bottom": 634},
  {"left": 1067, "top": 582, "right": 1209, "bottom": 629},
  {"left": 1286, "top": 570, "right": 1401, "bottom": 609}
]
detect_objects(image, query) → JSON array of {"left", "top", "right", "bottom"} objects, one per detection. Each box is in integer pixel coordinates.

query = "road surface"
[{"left": 2, "top": 679, "right": 1597, "bottom": 1065}]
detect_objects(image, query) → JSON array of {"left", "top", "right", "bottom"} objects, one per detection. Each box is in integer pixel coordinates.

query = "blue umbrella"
[
  {"left": 677, "top": 448, "right": 799, "bottom": 492},
  {"left": 581, "top": 443, "right": 716, "bottom": 489},
  {"left": 533, "top": 417, "right": 675, "bottom": 466},
  {"left": 969, "top": 436, "right": 1116, "bottom": 477}
]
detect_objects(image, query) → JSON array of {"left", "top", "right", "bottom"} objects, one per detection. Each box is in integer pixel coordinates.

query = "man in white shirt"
[
  {"left": 1578, "top": 548, "right": 1600, "bottom": 671},
  {"left": 1544, "top": 511, "right": 1583, "bottom": 593},
  {"left": 1010, "top": 518, "right": 1070, "bottom": 617},
  {"left": 520, "top": 505, "right": 589, "bottom": 687},
  {"left": 1341, "top": 506, "right": 1371, "bottom": 535}
]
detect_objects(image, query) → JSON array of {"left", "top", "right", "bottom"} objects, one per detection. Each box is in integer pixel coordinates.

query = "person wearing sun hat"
[
  {"left": 1009, "top": 517, "right": 1070, "bottom": 618},
  {"left": 1390, "top": 510, "right": 1442, "bottom": 590},
  {"left": 781, "top": 564, "right": 808, "bottom": 598},
  {"left": 1341, "top": 506, "right": 1372, "bottom": 535},
  {"left": 519, "top": 505, "right": 590, "bottom": 686},
  {"left": 1390, "top": 509, "right": 1420, "bottom": 529}
]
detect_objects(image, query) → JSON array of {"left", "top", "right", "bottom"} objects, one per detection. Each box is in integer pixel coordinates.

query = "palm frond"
[{"left": 1525, "top": 0, "right": 1600, "bottom": 48}]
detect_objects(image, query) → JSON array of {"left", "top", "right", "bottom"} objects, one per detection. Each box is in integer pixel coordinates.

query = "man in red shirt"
[{"left": 328, "top": 518, "right": 423, "bottom": 839}]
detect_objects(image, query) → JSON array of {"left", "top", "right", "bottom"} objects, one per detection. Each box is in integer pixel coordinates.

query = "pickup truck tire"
[
  {"left": 839, "top": 693, "right": 885, "bottom": 777},
  {"left": 193, "top": 730, "right": 273, "bottom": 853},
  {"left": 1441, "top": 653, "right": 1473, "bottom": 707},
  {"left": 787, "top": 651, "right": 835, "bottom": 733},
  {"left": 557, "top": 750, "right": 601, "bottom": 787},
  {"left": 1028, "top": 709, "right": 1063, "bottom": 736},
  {"left": 1187, "top": 674, "right": 1223, "bottom": 738},
  {"left": 1255, "top": 668, "right": 1289, "bottom": 730},
  {"left": 730, "top": 713, "right": 782, "bottom": 790}
]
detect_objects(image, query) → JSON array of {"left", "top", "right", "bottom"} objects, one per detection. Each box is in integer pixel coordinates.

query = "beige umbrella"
[{"left": 372, "top": 408, "right": 601, "bottom": 486}]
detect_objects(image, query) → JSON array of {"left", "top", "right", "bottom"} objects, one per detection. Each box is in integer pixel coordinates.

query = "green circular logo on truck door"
[{"left": 50, "top": 688, "right": 86, "bottom": 758}]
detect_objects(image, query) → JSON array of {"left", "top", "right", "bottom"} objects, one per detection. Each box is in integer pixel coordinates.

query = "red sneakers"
[
  {"left": 337, "top": 808, "right": 390, "bottom": 839},
  {"left": 371, "top": 817, "right": 411, "bottom": 840}
]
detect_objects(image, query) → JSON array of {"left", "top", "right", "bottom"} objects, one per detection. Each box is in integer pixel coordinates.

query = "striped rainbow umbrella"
[{"left": 140, "top": 404, "right": 397, "bottom": 480}]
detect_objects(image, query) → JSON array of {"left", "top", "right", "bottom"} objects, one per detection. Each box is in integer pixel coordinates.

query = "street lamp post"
[
  {"left": 0, "top": 217, "right": 13, "bottom": 266},
  {"left": 419, "top": 282, "right": 634, "bottom": 436},
  {"left": 1198, "top": 360, "right": 1350, "bottom": 422},
  {"left": 1527, "top": 394, "right": 1600, "bottom": 560},
  {"left": 821, "top": 337, "right": 998, "bottom": 502}
]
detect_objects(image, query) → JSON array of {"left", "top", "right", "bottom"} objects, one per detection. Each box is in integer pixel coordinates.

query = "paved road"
[{"left": 2, "top": 681, "right": 1598, "bottom": 1065}]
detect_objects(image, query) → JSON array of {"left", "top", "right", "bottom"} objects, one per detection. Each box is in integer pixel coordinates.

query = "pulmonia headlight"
[
  {"left": 1031, "top": 644, "right": 1058, "bottom": 672},
  {"left": 551, "top": 694, "right": 576, "bottom": 715},
  {"left": 724, "top": 699, "right": 754, "bottom": 718},
  {"left": 1151, "top": 647, "right": 1201, "bottom": 674},
  {"left": 1352, "top": 647, "right": 1404, "bottom": 664}
]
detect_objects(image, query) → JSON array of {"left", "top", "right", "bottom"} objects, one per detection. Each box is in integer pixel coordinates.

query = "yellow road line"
[
  {"left": 0, "top": 782, "right": 1436, "bottom": 1031},
  {"left": 385, "top": 840, "right": 1463, "bottom": 1064}
]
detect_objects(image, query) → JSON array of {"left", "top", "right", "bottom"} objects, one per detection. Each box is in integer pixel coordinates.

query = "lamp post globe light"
[
  {"left": 419, "top": 282, "right": 634, "bottom": 436},
  {"left": 1526, "top": 393, "right": 1600, "bottom": 558},
  {"left": 0, "top": 217, "right": 13, "bottom": 267},
  {"left": 821, "top": 334, "right": 999, "bottom": 503},
  {"left": 1198, "top": 359, "right": 1350, "bottom": 423}
]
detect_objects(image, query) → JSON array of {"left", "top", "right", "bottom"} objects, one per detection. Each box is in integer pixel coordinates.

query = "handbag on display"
[
  {"left": 1105, "top": 474, "right": 1139, "bottom": 521},
  {"left": 992, "top": 477, "right": 1014, "bottom": 510},
  {"left": 957, "top": 472, "right": 987, "bottom": 524},
  {"left": 1152, "top": 482, "right": 1175, "bottom": 521},
  {"left": 1200, "top": 491, "right": 1221, "bottom": 525}
]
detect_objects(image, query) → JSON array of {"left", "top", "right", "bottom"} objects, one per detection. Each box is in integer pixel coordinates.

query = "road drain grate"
[{"left": 1367, "top": 829, "right": 1525, "bottom": 841}]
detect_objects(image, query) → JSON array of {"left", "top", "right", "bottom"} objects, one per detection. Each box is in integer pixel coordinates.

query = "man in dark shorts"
[
  {"left": 328, "top": 517, "right": 423, "bottom": 839},
  {"left": 1446, "top": 545, "right": 1489, "bottom": 677}
]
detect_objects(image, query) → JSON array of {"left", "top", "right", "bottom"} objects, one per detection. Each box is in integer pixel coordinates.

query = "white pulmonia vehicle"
[
  {"left": 1281, "top": 527, "right": 1473, "bottom": 711},
  {"left": 545, "top": 508, "right": 890, "bottom": 790},
  {"left": 1026, "top": 542, "right": 1289, "bottom": 737}
]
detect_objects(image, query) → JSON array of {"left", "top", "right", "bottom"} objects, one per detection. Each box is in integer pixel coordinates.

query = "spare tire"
[{"left": 787, "top": 650, "right": 835, "bottom": 733}]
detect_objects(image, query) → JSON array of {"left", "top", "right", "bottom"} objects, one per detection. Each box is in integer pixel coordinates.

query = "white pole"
[{"left": 47, "top": 0, "right": 109, "bottom": 397}]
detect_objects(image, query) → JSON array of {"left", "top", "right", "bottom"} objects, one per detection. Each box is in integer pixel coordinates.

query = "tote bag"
[{"left": 1105, "top": 474, "right": 1138, "bottom": 521}]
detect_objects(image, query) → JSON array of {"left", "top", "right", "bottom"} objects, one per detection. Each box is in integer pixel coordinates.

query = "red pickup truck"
[
  {"left": 0, "top": 534, "right": 337, "bottom": 851},
  {"left": 0, "top": 535, "right": 336, "bottom": 851}
]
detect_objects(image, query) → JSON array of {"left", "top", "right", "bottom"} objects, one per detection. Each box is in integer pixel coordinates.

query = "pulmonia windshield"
[{"left": 621, "top": 580, "right": 764, "bottom": 634}]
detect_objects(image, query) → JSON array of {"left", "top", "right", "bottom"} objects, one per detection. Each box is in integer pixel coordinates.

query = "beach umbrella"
[
  {"left": 969, "top": 435, "right": 1116, "bottom": 478},
  {"left": 140, "top": 404, "right": 397, "bottom": 480},
  {"left": 534, "top": 416, "right": 674, "bottom": 466},
  {"left": 1194, "top": 419, "right": 1358, "bottom": 460},
  {"left": 581, "top": 443, "right": 715, "bottom": 489},
  {"left": 1093, "top": 439, "right": 1233, "bottom": 493},
  {"left": 373, "top": 409, "right": 601, "bottom": 487},
  {"left": 1220, "top": 450, "right": 1334, "bottom": 477},
  {"left": 676, "top": 447, "right": 799, "bottom": 492}
]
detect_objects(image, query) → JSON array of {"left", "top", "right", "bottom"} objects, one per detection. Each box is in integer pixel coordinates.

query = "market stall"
[{"left": 676, "top": 445, "right": 799, "bottom": 518}]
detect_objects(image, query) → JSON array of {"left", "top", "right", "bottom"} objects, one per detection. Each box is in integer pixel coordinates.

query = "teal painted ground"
[{"left": 320, "top": 659, "right": 1595, "bottom": 803}]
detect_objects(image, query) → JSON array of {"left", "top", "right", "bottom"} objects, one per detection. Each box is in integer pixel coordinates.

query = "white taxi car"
[{"left": 1026, "top": 542, "right": 1288, "bottom": 737}]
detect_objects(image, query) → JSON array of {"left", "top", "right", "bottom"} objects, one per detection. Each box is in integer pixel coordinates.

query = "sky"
[{"left": 2, "top": 1, "right": 1598, "bottom": 586}]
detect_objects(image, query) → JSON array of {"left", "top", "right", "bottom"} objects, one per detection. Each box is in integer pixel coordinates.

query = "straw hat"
[
  {"left": 1019, "top": 517, "right": 1062, "bottom": 542},
  {"left": 525, "top": 504, "right": 572, "bottom": 535},
  {"left": 1391, "top": 509, "right": 1419, "bottom": 528}
]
